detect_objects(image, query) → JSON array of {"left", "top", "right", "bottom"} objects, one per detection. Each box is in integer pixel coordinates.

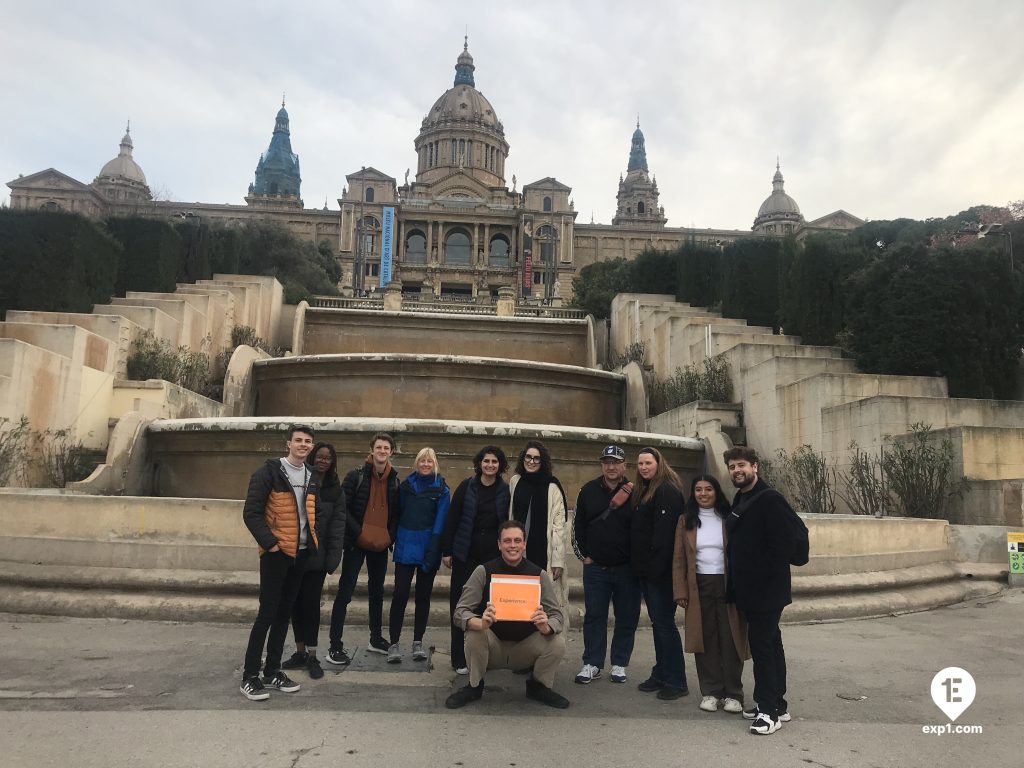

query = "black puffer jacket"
[
  {"left": 309, "top": 478, "right": 346, "bottom": 573},
  {"left": 630, "top": 482, "right": 685, "bottom": 582}
]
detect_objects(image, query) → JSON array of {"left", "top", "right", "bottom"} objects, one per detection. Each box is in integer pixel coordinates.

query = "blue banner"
[{"left": 381, "top": 206, "right": 395, "bottom": 286}]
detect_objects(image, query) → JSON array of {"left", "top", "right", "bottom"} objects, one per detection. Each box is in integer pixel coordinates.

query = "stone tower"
[
  {"left": 93, "top": 123, "right": 152, "bottom": 204},
  {"left": 611, "top": 119, "right": 666, "bottom": 228},
  {"left": 752, "top": 160, "right": 804, "bottom": 235},
  {"left": 247, "top": 97, "right": 302, "bottom": 209}
]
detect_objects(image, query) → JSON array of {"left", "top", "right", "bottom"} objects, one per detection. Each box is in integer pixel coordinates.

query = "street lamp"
[{"left": 977, "top": 223, "right": 1013, "bottom": 271}]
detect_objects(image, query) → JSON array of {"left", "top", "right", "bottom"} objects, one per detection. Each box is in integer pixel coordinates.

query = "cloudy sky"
[{"left": 2, "top": 0, "right": 1021, "bottom": 230}]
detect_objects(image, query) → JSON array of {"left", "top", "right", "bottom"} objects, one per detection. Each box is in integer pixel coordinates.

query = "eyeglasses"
[{"left": 524, "top": 454, "right": 542, "bottom": 464}]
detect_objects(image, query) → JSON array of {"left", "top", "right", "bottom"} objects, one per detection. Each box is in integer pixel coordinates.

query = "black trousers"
[
  {"left": 448, "top": 558, "right": 478, "bottom": 669},
  {"left": 388, "top": 562, "right": 437, "bottom": 644},
  {"left": 242, "top": 550, "right": 307, "bottom": 679},
  {"left": 290, "top": 566, "right": 328, "bottom": 649},
  {"left": 328, "top": 546, "right": 389, "bottom": 650},
  {"left": 745, "top": 608, "right": 788, "bottom": 718}
]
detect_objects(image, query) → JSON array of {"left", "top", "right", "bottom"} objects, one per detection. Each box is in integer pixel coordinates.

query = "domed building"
[
  {"left": 752, "top": 161, "right": 803, "bottom": 235},
  {"left": 93, "top": 123, "right": 152, "bottom": 205},
  {"left": 7, "top": 39, "right": 862, "bottom": 303}
]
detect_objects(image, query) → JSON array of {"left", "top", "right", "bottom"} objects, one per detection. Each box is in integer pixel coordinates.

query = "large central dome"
[{"left": 413, "top": 40, "right": 509, "bottom": 188}]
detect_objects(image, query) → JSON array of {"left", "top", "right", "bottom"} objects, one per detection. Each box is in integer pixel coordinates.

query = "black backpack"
[{"left": 738, "top": 488, "right": 810, "bottom": 567}]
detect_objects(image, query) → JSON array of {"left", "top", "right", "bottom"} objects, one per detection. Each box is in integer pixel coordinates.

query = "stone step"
[{"left": 0, "top": 559, "right": 1004, "bottom": 625}]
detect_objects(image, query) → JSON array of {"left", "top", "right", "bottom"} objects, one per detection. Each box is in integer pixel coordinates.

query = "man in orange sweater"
[
  {"left": 326, "top": 433, "right": 401, "bottom": 665},
  {"left": 239, "top": 424, "right": 319, "bottom": 701}
]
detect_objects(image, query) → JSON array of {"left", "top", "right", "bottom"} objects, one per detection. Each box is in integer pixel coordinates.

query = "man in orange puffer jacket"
[{"left": 239, "top": 424, "right": 320, "bottom": 701}]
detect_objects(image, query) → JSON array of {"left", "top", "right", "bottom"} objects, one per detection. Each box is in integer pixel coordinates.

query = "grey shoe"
[
  {"left": 387, "top": 643, "right": 402, "bottom": 663},
  {"left": 411, "top": 640, "right": 428, "bottom": 661}
]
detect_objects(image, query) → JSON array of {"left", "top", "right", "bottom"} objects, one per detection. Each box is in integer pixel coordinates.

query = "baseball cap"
[{"left": 600, "top": 445, "right": 626, "bottom": 462}]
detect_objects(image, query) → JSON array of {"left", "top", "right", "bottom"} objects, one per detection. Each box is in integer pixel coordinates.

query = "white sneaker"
[
  {"left": 574, "top": 663, "right": 602, "bottom": 684},
  {"left": 699, "top": 695, "right": 719, "bottom": 712},
  {"left": 609, "top": 665, "right": 627, "bottom": 683},
  {"left": 411, "top": 640, "right": 428, "bottom": 661},
  {"left": 454, "top": 666, "right": 469, "bottom": 675},
  {"left": 721, "top": 697, "right": 743, "bottom": 713},
  {"left": 386, "top": 643, "right": 402, "bottom": 664},
  {"left": 750, "top": 713, "right": 781, "bottom": 735}
]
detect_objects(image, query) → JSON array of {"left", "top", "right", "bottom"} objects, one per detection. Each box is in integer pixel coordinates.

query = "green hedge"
[
  {"left": 106, "top": 217, "right": 183, "bottom": 294},
  {"left": 0, "top": 209, "right": 120, "bottom": 315}
]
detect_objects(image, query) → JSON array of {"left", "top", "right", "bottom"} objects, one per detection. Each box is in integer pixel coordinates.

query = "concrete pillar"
[
  {"left": 383, "top": 280, "right": 403, "bottom": 312},
  {"left": 496, "top": 286, "right": 516, "bottom": 317}
]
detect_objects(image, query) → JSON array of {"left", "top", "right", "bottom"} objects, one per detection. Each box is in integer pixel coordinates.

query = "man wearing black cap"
[{"left": 570, "top": 445, "right": 640, "bottom": 685}]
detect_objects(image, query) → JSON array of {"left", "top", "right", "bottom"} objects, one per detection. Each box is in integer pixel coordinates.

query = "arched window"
[
  {"left": 405, "top": 230, "right": 427, "bottom": 264},
  {"left": 444, "top": 229, "right": 471, "bottom": 265},
  {"left": 638, "top": 201, "right": 645, "bottom": 214},
  {"left": 537, "top": 224, "right": 557, "bottom": 265},
  {"left": 489, "top": 235, "right": 510, "bottom": 267},
  {"left": 40, "top": 201, "right": 62, "bottom": 211},
  {"left": 359, "top": 215, "right": 380, "bottom": 257},
  {"left": 365, "top": 187, "right": 374, "bottom": 203},
  {"left": 543, "top": 196, "right": 552, "bottom": 212}
]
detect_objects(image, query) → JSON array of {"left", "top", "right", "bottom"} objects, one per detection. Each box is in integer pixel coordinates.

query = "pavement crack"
[{"left": 288, "top": 739, "right": 325, "bottom": 768}]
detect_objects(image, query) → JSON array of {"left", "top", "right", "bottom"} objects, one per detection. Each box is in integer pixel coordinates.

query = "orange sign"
[{"left": 490, "top": 575, "right": 541, "bottom": 622}]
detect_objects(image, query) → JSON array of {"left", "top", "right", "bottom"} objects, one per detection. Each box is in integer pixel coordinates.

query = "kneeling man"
[{"left": 446, "top": 519, "right": 569, "bottom": 709}]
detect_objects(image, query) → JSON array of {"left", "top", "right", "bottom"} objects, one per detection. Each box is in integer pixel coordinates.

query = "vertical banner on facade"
[
  {"left": 522, "top": 214, "right": 534, "bottom": 297},
  {"left": 381, "top": 206, "right": 395, "bottom": 286}
]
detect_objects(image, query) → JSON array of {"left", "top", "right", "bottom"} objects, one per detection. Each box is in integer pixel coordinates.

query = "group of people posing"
[{"left": 240, "top": 426, "right": 800, "bottom": 736}]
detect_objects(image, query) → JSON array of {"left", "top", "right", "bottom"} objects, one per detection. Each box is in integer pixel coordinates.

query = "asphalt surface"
[{"left": 0, "top": 589, "right": 1020, "bottom": 768}]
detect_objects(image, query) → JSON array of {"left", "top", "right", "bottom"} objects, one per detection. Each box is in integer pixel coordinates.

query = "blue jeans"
[
  {"left": 640, "top": 577, "right": 688, "bottom": 690},
  {"left": 582, "top": 563, "right": 641, "bottom": 668}
]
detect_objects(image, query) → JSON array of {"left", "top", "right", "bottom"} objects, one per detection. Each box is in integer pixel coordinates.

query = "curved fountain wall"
[
  {"left": 145, "top": 417, "right": 704, "bottom": 502},
  {"left": 252, "top": 354, "right": 625, "bottom": 429}
]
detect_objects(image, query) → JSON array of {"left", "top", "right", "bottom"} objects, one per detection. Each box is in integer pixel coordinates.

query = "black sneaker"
[
  {"left": 281, "top": 651, "right": 307, "bottom": 670},
  {"left": 239, "top": 675, "right": 269, "bottom": 701},
  {"left": 744, "top": 706, "right": 791, "bottom": 722},
  {"left": 326, "top": 646, "right": 352, "bottom": 666},
  {"left": 367, "top": 636, "right": 389, "bottom": 655},
  {"left": 262, "top": 671, "right": 300, "bottom": 692},
  {"left": 750, "top": 712, "right": 781, "bottom": 735},
  {"left": 656, "top": 685, "right": 689, "bottom": 700},
  {"left": 525, "top": 678, "right": 570, "bottom": 709},
  {"left": 445, "top": 683, "right": 483, "bottom": 709},
  {"left": 306, "top": 654, "right": 324, "bottom": 680},
  {"left": 637, "top": 677, "right": 665, "bottom": 693}
]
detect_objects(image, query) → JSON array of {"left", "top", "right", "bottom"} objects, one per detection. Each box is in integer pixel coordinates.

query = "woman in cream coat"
[
  {"left": 508, "top": 440, "right": 568, "bottom": 614},
  {"left": 673, "top": 474, "right": 750, "bottom": 713}
]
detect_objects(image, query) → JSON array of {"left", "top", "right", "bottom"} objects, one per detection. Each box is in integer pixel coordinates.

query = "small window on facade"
[
  {"left": 489, "top": 235, "right": 510, "bottom": 267},
  {"left": 365, "top": 187, "right": 374, "bottom": 203},
  {"left": 638, "top": 201, "right": 645, "bottom": 214},
  {"left": 543, "top": 196, "right": 552, "bottom": 212},
  {"left": 445, "top": 230, "right": 471, "bottom": 265}
]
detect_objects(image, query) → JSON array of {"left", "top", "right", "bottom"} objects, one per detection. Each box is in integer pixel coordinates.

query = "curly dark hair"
[
  {"left": 472, "top": 445, "right": 509, "bottom": 476},
  {"left": 307, "top": 442, "right": 339, "bottom": 487},
  {"left": 514, "top": 440, "right": 552, "bottom": 477},
  {"left": 682, "top": 474, "right": 730, "bottom": 529}
]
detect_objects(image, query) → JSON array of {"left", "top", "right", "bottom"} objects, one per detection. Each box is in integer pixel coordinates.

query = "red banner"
[{"left": 523, "top": 252, "right": 533, "bottom": 295}]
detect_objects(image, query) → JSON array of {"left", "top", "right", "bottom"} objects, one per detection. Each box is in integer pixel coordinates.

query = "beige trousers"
[{"left": 465, "top": 628, "right": 566, "bottom": 688}]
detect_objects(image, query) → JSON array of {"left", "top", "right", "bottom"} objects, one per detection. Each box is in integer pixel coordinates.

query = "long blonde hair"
[
  {"left": 632, "top": 446, "right": 683, "bottom": 506},
  {"left": 414, "top": 446, "right": 439, "bottom": 478}
]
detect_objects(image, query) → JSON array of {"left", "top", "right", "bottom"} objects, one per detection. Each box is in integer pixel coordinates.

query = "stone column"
[
  {"left": 482, "top": 223, "right": 490, "bottom": 266},
  {"left": 383, "top": 279, "right": 403, "bottom": 311},
  {"left": 471, "top": 223, "right": 479, "bottom": 266},
  {"left": 496, "top": 285, "right": 516, "bottom": 317}
]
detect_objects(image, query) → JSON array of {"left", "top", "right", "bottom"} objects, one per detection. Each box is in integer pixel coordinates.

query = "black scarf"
[{"left": 512, "top": 472, "right": 555, "bottom": 569}]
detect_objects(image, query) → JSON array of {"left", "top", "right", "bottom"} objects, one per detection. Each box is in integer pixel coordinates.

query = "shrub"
[
  {"left": 761, "top": 445, "right": 836, "bottom": 515},
  {"left": 608, "top": 341, "right": 647, "bottom": 370},
  {"left": 126, "top": 331, "right": 215, "bottom": 399},
  {"left": 881, "top": 423, "right": 965, "bottom": 519},
  {"left": 0, "top": 416, "right": 30, "bottom": 486},
  {"left": 37, "top": 428, "right": 96, "bottom": 487},
  {"left": 649, "top": 355, "right": 731, "bottom": 414},
  {"left": 837, "top": 442, "right": 890, "bottom": 517}
]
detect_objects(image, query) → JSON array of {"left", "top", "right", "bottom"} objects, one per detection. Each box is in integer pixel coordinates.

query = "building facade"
[{"left": 7, "top": 41, "right": 861, "bottom": 303}]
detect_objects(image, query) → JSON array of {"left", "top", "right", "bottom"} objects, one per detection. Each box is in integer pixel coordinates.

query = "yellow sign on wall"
[{"left": 1008, "top": 532, "right": 1024, "bottom": 574}]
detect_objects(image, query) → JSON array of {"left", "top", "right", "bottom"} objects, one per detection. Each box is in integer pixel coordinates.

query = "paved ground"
[{"left": 0, "top": 589, "right": 1020, "bottom": 768}]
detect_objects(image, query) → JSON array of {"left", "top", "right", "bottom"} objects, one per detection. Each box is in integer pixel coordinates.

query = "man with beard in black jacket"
[{"left": 724, "top": 446, "right": 797, "bottom": 736}]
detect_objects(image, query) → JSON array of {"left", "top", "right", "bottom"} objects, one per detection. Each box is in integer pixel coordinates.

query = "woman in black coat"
[
  {"left": 630, "top": 446, "right": 689, "bottom": 700},
  {"left": 281, "top": 442, "right": 346, "bottom": 679}
]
